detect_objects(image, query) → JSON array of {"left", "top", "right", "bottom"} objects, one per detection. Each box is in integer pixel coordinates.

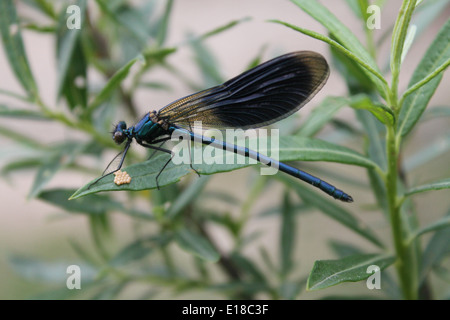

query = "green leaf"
[
  {"left": 400, "top": 24, "right": 416, "bottom": 63},
  {"left": 198, "top": 17, "right": 251, "bottom": 42},
  {"left": 329, "top": 35, "right": 375, "bottom": 94},
  {"left": 174, "top": 227, "right": 220, "bottom": 262},
  {"left": 189, "top": 34, "right": 224, "bottom": 87},
  {"left": 87, "top": 55, "right": 144, "bottom": 114},
  {"left": 286, "top": 0, "right": 387, "bottom": 96},
  {"left": 28, "top": 154, "right": 64, "bottom": 199},
  {"left": 0, "top": 104, "right": 47, "bottom": 120},
  {"left": 70, "top": 153, "right": 191, "bottom": 199},
  {"left": 1, "top": 158, "right": 42, "bottom": 177},
  {"left": 398, "top": 18, "right": 450, "bottom": 137},
  {"left": 408, "top": 215, "right": 450, "bottom": 243},
  {"left": 271, "top": 20, "right": 387, "bottom": 98},
  {"left": 28, "top": 142, "right": 86, "bottom": 199},
  {"left": 280, "top": 191, "right": 296, "bottom": 277},
  {"left": 390, "top": 0, "right": 417, "bottom": 76},
  {"left": 403, "top": 132, "right": 450, "bottom": 171},
  {"left": 165, "top": 176, "right": 210, "bottom": 219},
  {"left": 109, "top": 234, "right": 171, "bottom": 267},
  {"left": 39, "top": 188, "right": 154, "bottom": 220},
  {"left": 155, "top": 0, "right": 173, "bottom": 46},
  {"left": 296, "top": 96, "right": 348, "bottom": 137},
  {"left": 279, "top": 175, "right": 384, "bottom": 248},
  {"left": 91, "top": 282, "right": 127, "bottom": 300},
  {"left": 411, "top": 0, "right": 450, "bottom": 39},
  {"left": 419, "top": 210, "right": 450, "bottom": 285},
  {"left": 422, "top": 105, "right": 450, "bottom": 122},
  {"left": 0, "top": 125, "right": 45, "bottom": 149},
  {"left": 56, "top": 0, "right": 87, "bottom": 110},
  {"left": 9, "top": 255, "right": 97, "bottom": 283},
  {"left": 349, "top": 94, "right": 394, "bottom": 125},
  {"left": 328, "top": 240, "right": 364, "bottom": 257},
  {"left": 356, "top": 109, "right": 387, "bottom": 168},
  {"left": 355, "top": 108, "right": 388, "bottom": 214},
  {"left": 307, "top": 253, "right": 395, "bottom": 290},
  {"left": 142, "top": 46, "right": 177, "bottom": 64},
  {"left": 279, "top": 278, "right": 305, "bottom": 300},
  {"left": 230, "top": 252, "right": 267, "bottom": 283},
  {"left": 24, "top": 0, "right": 57, "bottom": 19},
  {"left": 71, "top": 136, "right": 378, "bottom": 199},
  {"left": 405, "top": 178, "right": 450, "bottom": 197},
  {"left": 0, "top": 0, "right": 37, "bottom": 97},
  {"left": 95, "top": 0, "right": 148, "bottom": 46},
  {"left": 39, "top": 189, "right": 108, "bottom": 215}
]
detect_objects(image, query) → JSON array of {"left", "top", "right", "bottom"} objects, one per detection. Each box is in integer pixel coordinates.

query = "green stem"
[{"left": 385, "top": 114, "right": 417, "bottom": 300}]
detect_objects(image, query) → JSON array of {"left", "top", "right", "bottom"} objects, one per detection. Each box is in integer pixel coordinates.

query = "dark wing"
[{"left": 158, "top": 51, "right": 329, "bottom": 130}]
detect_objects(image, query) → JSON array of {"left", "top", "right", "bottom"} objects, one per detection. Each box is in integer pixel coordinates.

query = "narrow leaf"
[
  {"left": 405, "top": 178, "right": 450, "bottom": 197},
  {"left": 390, "top": 0, "right": 417, "bottom": 75},
  {"left": 0, "top": 125, "right": 45, "bottom": 149},
  {"left": 28, "top": 142, "right": 86, "bottom": 199},
  {"left": 0, "top": 105, "right": 47, "bottom": 120},
  {"left": 155, "top": 0, "right": 173, "bottom": 46},
  {"left": 271, "top": 19, "right": 387, "bottom": 97},
  {"left": 422, "top": 105, "right": 450, "bottom": 122},
  {"left": 307, "top": 253, "right": 395, "bottom": 290},
  {"left": 403, "top": 132, "right": 450, "bottom": 171},
  {"left": 419, "top": 210, "right": 450, "bottom": 285},
  {"left": 0, "top": 0, "right": 37, "bottom": 97},
  {"left": 349, "top": 94, "right": 394, "bottom": 125},
  {"left": 280, "top": 191, "right": 296, "bottom": 277},
  {"left": 409, "top": 215, "right": 450, "bottom": 243},
  {"left": 28, "top": 154, "right": 64, "bottom": 199},
  {"left": 296, "top": 96, "right": 348, "bottom": 137},
  {"left": 165, "top": 176, "right": 210, "bottom": 219},
  {"left": 56, "top": 0, "right": 87, "bottom": 109},
  {"left": 87, "top": 55, "right": 144, "bottom": 113},
  {"left": 287, "top": 0, "right": 387, "bottom": 96},
  {"left": 398, "top": 18, "right": 450, "bottom": 137},
  {"left": 189, "top": 35, "right": 223, "bottom": 86},
  {"left": 9, "top": 255, "right": 97, "bottom": 283},
  {"left": 400, "top": 24, "right": 417, "bottom": 63},
  {"left": 199, "top": 17, "right": 251, "bottom": 42},
  {"left": 329, "top": 35, "right": 375, "bottom": 94},
  {"left": 230, "top": 252, "right": 267, "bottom": 283},
  {"left": 39, "top": 188, "right": 153, "bottom": 220},
  {"left": 279, "top": 175, "right": 384, "bottom": 248},
  {"left": 109, "top": 235, "right": 170, "bottom": 267},
  {"left": 174, "top": 227, "right": 220, "bottom": 262}
]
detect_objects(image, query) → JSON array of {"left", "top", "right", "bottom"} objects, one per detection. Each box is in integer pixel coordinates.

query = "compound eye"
[
  {"left": 118, "top": 121, "right": 127, "bottom": 130},
  {"left": 113, "top": 131, "right": 125, "bottom": 144},
  {"left": 112, "top": 121, "right": 127, "bottom": 144}
]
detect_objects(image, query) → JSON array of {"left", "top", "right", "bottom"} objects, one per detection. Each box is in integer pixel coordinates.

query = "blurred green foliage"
[{"left": 0, "top": 0, "right": 449, "bottom": 300}]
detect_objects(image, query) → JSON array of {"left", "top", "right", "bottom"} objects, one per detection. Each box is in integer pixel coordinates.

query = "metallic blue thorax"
[{"left": 127, "top": 113, "right": 173, "bottom": 144}]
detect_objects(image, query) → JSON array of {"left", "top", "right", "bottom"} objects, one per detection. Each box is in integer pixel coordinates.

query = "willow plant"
[{"left": 0, "top": 0, "right": 449, "bottom": 300}]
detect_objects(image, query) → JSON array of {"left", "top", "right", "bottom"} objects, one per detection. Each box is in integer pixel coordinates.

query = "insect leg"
[
  {"left": 88, "top": 139, "right": 132, "bottom": 189},
  {"left": 146, "top": 137, "right": 171, "bottom": 160},
  {"left": 139, "top": 142, "right": 174, "bottom": 190},
  {"left": 187, "top": 123, "right": 200, "bottom": 177}
]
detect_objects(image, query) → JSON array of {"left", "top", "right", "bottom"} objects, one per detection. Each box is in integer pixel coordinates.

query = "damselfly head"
[{"left": 112, "top": 121, "right": 127, "bottom": 144}]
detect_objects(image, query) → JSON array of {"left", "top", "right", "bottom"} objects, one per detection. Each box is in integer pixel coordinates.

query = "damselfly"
[{"left": 92, "top": 51, "right": 353, "bottom": 202}]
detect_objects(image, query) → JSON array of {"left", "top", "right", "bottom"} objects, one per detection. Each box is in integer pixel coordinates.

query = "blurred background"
[{"left": 0, "top": 0, "right": 449, "bottom": 299}]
